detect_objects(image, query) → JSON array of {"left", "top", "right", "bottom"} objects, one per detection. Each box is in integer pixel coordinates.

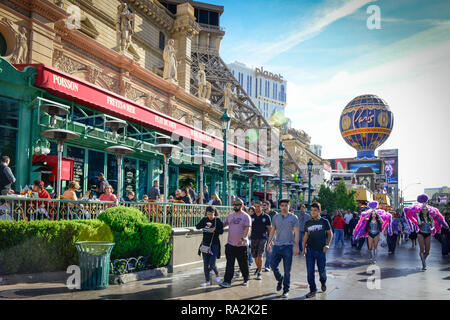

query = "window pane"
[
  {"left": 107, "top": 153, "right": 117, "bottom": 194},
  {"left": 0, "top": 32, "right": 6, "bottom": 56},
  {"left": 138, "top": 160, "right": 148, "bottom": 199},
  {"left": 209, "top": 12, "right": 219, "bottom": 26},
  {"left": 199, "top": 10, "right": 208, "bottom": 24},
  {"left": 123, "top": 157, "right": 137, "bottom": 199},
  {"left": 88, "top": 150, "right": 104, "bottom": 195}
]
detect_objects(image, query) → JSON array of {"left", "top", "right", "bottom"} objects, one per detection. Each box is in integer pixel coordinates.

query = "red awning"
[{"left": 15, "top": 64, "right": 264, "bottom": 165}]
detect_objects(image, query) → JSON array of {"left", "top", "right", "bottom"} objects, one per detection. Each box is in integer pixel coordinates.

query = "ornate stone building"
[{"left": 0, "top": 0, "right": 330, "bottom": 203}]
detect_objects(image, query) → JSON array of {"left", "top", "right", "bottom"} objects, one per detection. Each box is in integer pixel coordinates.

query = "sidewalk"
[{"left": 0, "top": 238, "right": 449, "bottom": 300}]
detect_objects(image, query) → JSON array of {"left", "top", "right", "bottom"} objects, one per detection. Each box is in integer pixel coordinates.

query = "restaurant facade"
[{"left": 0, "top": 0, "right": 267, "bottom": 201}]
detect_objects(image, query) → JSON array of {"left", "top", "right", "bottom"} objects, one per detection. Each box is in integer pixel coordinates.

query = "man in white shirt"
[{"left": 344, "top": 210, "right": 353, "bottom": 240}]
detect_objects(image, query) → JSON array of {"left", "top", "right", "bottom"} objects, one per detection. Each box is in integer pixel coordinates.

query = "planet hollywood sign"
[{"left": 255, "top": 67, "right": 284, "bottom": 83}]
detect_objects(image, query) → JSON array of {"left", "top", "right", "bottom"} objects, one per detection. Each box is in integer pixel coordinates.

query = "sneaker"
[
  {"left": 321, "top": 283, "right": 327, "bottom": 292},
  {"left": 276, "top": 276, "right": 284, "bottom": 291},
  {"left": 200, "top": 281, "right": 211, "bottom": 287},
  {"left": 242, "top": 280, "right": 249, "bottom": 286},
  {"left": 216, "top": 276, "right": 222, "bottom": 283},
  {"left": 256, "top": 273, "right": 262, "bottom": 280},
  {"left": 263, "top": 267, "right": 270, "bottom": 272},
  {"left": 281, "top": 291, "right": 289, "bottom": 298},
  {"left": 219, "top": 282, "right": 231, "bottom": 288},
  {"left": 305, "top": 290, "right": 317, "bottom": 299}
]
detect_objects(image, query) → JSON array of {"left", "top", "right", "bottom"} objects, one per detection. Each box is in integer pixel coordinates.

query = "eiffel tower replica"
[{"left": 189, "top": 20, "right": 302, "bottom": 180}]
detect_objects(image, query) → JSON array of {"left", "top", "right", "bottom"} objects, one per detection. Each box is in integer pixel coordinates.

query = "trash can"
[{"left": 75, "top": 241, "right": 115, "bottom": 290}]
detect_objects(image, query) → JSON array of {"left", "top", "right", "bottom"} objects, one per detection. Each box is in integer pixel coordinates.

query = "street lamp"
[
  {"left": 307, "top": 158, "right": 314, "bottom": 212},
  {"left": 105, "top": 145, "right": 135, "bottom": 199},
  {"left": 221, "top": 109, "right": 231, "bottom": 206},
  {"left": 192, "top": 150, "right": 215, "bottom": 205},
  {"left": 292, "top": 183, "right": 302, "bottom": 209},
  {"left": 227, "top": 162, "right": 242, "bottom": 206},
  {"left": 258, "top": 172, "right": 275, "bottom": 202},
  {"left": 153, "top": 143, "right": 182, "bottom": 203},
  {"left": 270, "top": 177, "right": 281, "bottom": 207},
  {"left": 40, "top": 129, "right": 80, "bottom": 198},
  {"left": 279, "top": 143, "right": 285, "bottom": 202},
  {"left": 242, "top": 168, "right": 260, "bottom": 206}
]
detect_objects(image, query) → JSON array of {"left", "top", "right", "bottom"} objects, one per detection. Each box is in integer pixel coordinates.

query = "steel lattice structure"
[{"left": 190, "top": 48, "right": 303, "bottom": 178}]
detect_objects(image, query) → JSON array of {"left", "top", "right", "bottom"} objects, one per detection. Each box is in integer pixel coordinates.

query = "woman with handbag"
[{"left": 196, "top": 206, "right": 224, "bottom": 286}]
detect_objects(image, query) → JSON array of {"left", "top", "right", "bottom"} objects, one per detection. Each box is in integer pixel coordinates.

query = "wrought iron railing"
[{"left": 0, "top": 196, "right": 233, "bottom": 228}]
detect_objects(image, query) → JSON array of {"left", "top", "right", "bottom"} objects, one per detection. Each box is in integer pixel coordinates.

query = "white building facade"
[{"left": 227, "top": 61, "right": 287, "bottom": 120}]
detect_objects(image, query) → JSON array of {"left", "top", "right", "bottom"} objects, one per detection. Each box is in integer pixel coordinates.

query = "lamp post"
[
  {"left": 193, "top": 151, "right": 215, "bottom": 205},
  {"left": 258, "top": 172, "right": 275, "bottom": 202},
  {"left": 301, "top": 184, "right": 307, "bottom": 205},
  {"left": 292, "top": 183, "right": 302, "bottom": 209},
  {"left": 227, "top": 162, "right": 241, "bottom": 207},
  {"left": 242, "top": 169, "right": 260, "bottom": 206},
  {"left": 105, "top": 145, "right": 135, "bottom": 199},
  {"left": 279, "top": 143, "right": 285, "bottom": 202},
  {"left": 307, "top": 158, "right": 314, "bottom": 212},
  {"left": 40, "top": 129, "right": 80, "bottom": 198},
  {"left": 221, "top": 109, "right": 231, "bottom": 206},
  {"left": 270, "top": 177, "right": 281, "bottom": 207},
  {"left": 153, "top": 143, "right": 182, "bottom": 203}
]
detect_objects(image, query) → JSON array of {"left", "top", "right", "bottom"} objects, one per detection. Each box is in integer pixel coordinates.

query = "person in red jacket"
[{"left": 332, "top": 213, "right": 346, "bottom": 248}]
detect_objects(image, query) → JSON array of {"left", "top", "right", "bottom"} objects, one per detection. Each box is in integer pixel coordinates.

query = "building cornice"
[{"left": 11, "top": 0, "right": 68, "bottom": 22}]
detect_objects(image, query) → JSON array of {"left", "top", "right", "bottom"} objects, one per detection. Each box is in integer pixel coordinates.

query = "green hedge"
[
  {"left": 0, "top": 206, "right": 173, "bottom": 275},
  {"left": 98, "top": 206, "right": 173, "bottom": 267},
  {"left": 0, "top": 219, "right": 109, "bottom": 275}
]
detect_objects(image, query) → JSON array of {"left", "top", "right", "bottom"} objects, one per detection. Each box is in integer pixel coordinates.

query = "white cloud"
[
  {"left": 228, "top": 0, "right": 376, "bottom": 65},
  {"left": 285, "top": 26, "right": 450, "bottom": 200}
]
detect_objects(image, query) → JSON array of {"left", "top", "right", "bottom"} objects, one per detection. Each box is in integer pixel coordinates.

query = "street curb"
[
  {"left": 109, "top": 267, "right": 169, "bottom": 285},
  {"left": 0, "top": 271, "right": 68, "bottom": 285}
]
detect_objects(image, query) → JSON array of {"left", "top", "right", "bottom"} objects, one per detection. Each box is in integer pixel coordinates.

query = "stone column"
[{"left": 171, "top": 3, "right": 199, "bottom": 92}]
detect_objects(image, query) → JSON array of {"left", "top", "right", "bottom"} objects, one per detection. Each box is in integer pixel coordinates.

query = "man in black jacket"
[{"left": 0, "top": 156, "right": 16, "bottom": 195}]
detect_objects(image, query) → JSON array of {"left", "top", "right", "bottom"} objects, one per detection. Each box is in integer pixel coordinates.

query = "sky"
[{"left": 206, "top": 0, "right": 450, "bottom": 201}]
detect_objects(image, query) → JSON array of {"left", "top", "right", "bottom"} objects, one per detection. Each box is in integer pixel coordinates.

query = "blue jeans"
[
  {"left": 306, "top": 248, "right": 327, "bottom": 292},
  {"left": 299, "top": 231, "right": 305, "bottom": 252},
  {"left": 270, "top": 245, "right": 293, "bottom": 293},
  {"left": 202, "top": 244, "right": 219, "bottom": 282},
  {"left": 264, "top": 246, "right": 272, "bottom": 269},
  {"left": 334, "top": 229, "right": 344, "bottom": 248}
]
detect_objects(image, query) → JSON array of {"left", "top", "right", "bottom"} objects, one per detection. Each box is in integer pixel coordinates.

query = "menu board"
[{"left": 67, "top": 146, "right": 85, "bottom": 196}]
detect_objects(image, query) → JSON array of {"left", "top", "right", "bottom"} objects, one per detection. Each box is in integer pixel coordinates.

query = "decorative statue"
[
  {"left": 196, "top": 63, "right": 211, "bottom": 100},
  {"left": 11, "top": 25, "right": 28, "bottom": 64},
  {"left": 116, "top": 3, "right": 134, "bottom": 52},
  {"left": 224, "top": 82, "right": 233, "bottom": 111},
  {"left": 163, "top": 39, "right": 178, "bottom": 83}
]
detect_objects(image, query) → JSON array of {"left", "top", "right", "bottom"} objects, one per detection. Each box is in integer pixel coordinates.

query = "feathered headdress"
[{"left": 368, "top": 201, "right": 378, "bottom": 210}]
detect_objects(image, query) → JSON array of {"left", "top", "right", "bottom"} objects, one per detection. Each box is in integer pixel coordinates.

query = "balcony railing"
[{"left": 0, "top": 196, "right": 233, "bottom": 228}]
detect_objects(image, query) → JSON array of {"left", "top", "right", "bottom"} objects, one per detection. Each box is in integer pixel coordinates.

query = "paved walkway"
[{"left": 0, "top": 237, "right": 449, "bottom": 300}]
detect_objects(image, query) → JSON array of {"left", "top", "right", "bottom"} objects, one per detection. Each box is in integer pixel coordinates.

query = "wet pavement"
[{"left": 0, "top": 237, "right": 449, "bottom": 300}]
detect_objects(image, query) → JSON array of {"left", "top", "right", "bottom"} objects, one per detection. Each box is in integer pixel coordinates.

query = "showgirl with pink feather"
[
  {"left": 403, "top": 194, "right": 448, "bottom": 270},
  {"left": 352, "top": 201, "right": 392, "bottom": 264}
]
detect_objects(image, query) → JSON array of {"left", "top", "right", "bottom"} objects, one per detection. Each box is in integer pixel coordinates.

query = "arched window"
[{"left": 0, "top": 33, "right": 7, "bottom": 56}]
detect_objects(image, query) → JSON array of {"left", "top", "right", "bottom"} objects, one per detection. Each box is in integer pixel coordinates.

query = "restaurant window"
[
  {"left": 88, "top": 150, "right": 104, "bottom": 195},
  {"left": 0, "top": 97, "right": 18, "bottom": 172},
  {"left": 66, "top": 145, "right": 85, "bottom": 197},
  {"left": 138, "top": 160, "right": 149, "bottom": 199},
  {"left": 107, "top": 153, "right": 117, "bottom": 195},
  {"left": 123, "top": 157, "right": 137, "bottom": 199}
]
